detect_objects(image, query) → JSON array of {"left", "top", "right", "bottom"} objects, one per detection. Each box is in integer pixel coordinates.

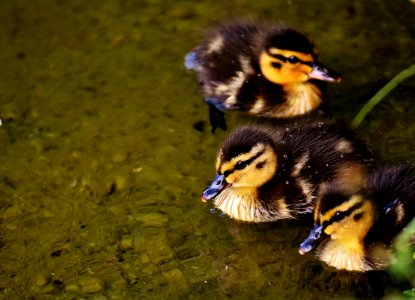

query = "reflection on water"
[{"left": 0, "top": 0, "right": 414, "bottom": 298}]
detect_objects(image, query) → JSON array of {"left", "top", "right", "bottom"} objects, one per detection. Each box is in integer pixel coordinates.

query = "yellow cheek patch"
[
  {"left": 225, "top": 172, "right": 238, "bottom": 184},
  {"left": 281, "top": 67, "right": 310, "bottom": 84},
  {"left": 355, "top": 202, "right": 375, "bottom": 236},
  {"left": 324, "top": 225, "right": 334, "bottom": 235},
  {"left": 259, "top": 51, "right": 313, "bottom": 84},
  {"left": 296, "top": 64, "right": 313, "bottom": 76}
]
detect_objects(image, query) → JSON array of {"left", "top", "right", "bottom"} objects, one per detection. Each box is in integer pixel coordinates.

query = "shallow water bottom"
[{"left": 0, "top": 0, "right": 415, "bottom": 298}]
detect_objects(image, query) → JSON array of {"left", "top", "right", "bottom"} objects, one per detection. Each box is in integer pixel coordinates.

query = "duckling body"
[
  {"left": 201, "top": 120, "right": 373, "bottom": 222},
  {"left": 299, "top": 164, "right": 415, "bottom": 271},
  {"left": 185, "top": 22, "right": 341, "bottom": 132}
]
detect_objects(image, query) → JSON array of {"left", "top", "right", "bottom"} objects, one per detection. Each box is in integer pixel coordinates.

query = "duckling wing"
[
  {"left": 192, "top": 23, "right": 261, "bottom": 83},
  {"left": 281, "top": 121, "right": 373, "bottom": 182}
]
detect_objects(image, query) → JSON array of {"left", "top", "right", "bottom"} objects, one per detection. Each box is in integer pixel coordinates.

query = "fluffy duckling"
[
  {"left": 299, "top": 164, "right": 415, "bottom": 271},
  {"left": 185, "top": 21, "right": 341, "bottom": 132},
  {"left": 201, "top": 120, "right": 373, "bottom": 222}
]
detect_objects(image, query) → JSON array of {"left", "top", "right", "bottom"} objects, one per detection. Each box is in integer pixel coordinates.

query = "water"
[{"left": 0, "top": 0, "right": 414, "bottom": 298}]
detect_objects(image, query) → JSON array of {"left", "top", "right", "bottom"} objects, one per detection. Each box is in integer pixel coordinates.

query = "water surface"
[{"left": 0, "top": 0, "right": 415, "bottom": 298}]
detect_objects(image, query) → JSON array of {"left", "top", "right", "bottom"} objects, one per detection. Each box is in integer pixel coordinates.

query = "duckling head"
[
  {"left": 201, "top": 126, "right": 277, "bottom": 202},
  {"left": 259, "top": 28, "right": 341, "bottom": 85},
  {"left": 299, "top": 184, "right": 375, "bottom": 256}
]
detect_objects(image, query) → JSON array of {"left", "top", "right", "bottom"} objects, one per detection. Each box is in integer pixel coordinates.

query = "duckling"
[
  {"left": 185, "top": 21, "right": 341, "bottom": 132},
  {"left": 299, "top": 164, "right": 415, "bottom": 271},
  {"left": 201, "top": 120, "right": 373, "bottom": 222}
]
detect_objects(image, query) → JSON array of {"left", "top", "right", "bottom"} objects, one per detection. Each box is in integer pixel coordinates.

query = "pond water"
[{"left": 0, "top": 0, "right": 414, "bottom": 298}]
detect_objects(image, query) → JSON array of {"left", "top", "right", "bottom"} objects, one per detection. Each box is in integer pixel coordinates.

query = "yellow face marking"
[
  {"left": 259, "top": 48, "right": 315, "bottom": 85},
  {"left": 215, "top": 149, "right": 223, "bottom": 171},
  {"left": 216, "top": 143, "right": 277, "bottom": 188},
  {"left": 318, "top": 195, "right": 374, "bottom": 241},
  {"left": 218, "top": 143, "right": 265, "bottom": 173},
  {"left": 314, "top": 193, "right": 377, "bottom": 271},
  {"left": 259, "top": 53, "right": 310, "bottom": 84},
  {"left": 319, "top": 195, "right": 363, "bottom": 224}
]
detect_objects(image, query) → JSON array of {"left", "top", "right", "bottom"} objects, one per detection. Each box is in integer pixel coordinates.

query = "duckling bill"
[
  {"left": 185, "top": 22, "right": 341, "bottom": 132},
  {"left": 299, "top": 164, "right": 415, "bottom": 271},
  {"left": 201, "top": 121, "right": 373, "bottom": 222}
]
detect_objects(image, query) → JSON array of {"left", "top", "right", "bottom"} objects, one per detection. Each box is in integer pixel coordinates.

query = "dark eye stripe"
[
  {"left": 272, "top": 54, "right": 288, "bottom": 62},
  {"left": 222, "top": 150, "right": 265, "bottom": 178},
  {"left": 223, "top": 170, "right": 233, "bottom": 177},
  {"left": 301, "top": 61, "right": 313, "bottom": 67},
  {"left": 321, "top": 201, "right": 364, "bottom": 227},
  {"left": 238, "top": 150, "right": 264, "bottom": 169},
  {"left": 269, "top": 53, "right": 313, "bottom": 67}
]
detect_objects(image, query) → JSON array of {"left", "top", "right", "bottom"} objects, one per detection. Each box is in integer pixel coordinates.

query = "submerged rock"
[
  {"left": 163, "top": 268, "right": 188, "bottom": 292},
  {"left": 79, "top": 276, "right": 104, "bottom": 294},
  {"left": 64, "top": 283, "right": 80, "bottom": 293},
  {"left": 132, "top": 233, "right": 146, "bottom": 251},
  {"left": 35, "top": 273, "right": 50, "bottom": 287},
  {"left": 137, "top": 212, "right": 169, "bottom": 228},
  {"left": 147, "top": 237, "right": 175, "bottom": 265},
  {"left": 120, "top": 234, "right": 133, "bottom": 250}
]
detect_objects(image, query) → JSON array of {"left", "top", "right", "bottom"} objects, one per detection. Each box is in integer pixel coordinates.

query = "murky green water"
[{"left": 0, "top": 0, "right": 414, "bottom": 298}]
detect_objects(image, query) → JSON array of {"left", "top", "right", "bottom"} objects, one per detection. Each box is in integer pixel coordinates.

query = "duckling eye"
[
  {"left": 235, "top": 160, "right": 248, "bottom": 170},
  {"left": 333, "top": 211, "right": 345, "bottom": 221},
  {"left": 287, "top": 56, "right": 299, "bottom": 64}
]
